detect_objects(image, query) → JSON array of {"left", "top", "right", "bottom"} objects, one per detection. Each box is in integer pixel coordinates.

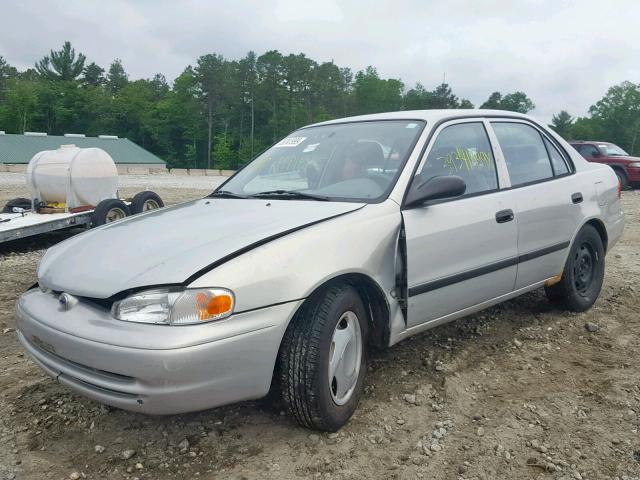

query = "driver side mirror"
[{"left": 404, "top": 174, "right": 466, "bottom": 208}]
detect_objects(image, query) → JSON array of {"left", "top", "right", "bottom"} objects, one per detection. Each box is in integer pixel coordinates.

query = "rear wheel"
[
  {"left": 545, "top": 225, "right": 605, "bottom": 312},
  {"left": 92, "top": 199, "right": 130, "bottom": 227},
  {"left": 278, "top": 283, "right": 368, "bottom": 431},
  {"left": 130, "top": 191, "right": 164, "bottom": 215}
]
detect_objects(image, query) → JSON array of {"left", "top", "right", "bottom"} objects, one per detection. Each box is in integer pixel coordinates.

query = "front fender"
[{"left": 188, "top": 201, "right": 403, "bottom": 315}]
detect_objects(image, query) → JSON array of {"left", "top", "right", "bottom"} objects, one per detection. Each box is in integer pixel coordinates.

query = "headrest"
[{"left": 348, "top": 141, "right": 385, "bottom": 167}]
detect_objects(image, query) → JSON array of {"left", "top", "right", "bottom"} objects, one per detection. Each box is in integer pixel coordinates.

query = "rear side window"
[
  {"left": 544, "top": 137, "right": 570, "bottom": 175},
  {"left": 419, "top": 122, "right": 498, "bottom": 196},
  {"left": 492, "top": 122, "right": 553, "bottom": 187}
]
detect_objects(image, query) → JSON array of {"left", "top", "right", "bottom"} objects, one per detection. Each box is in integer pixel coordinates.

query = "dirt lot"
[{"left": 1, "top": 175, "right": 639, "bottom": 480}]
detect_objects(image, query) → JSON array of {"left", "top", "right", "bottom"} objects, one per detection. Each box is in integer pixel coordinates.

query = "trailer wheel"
[
  {"left": 92, "top": 199, "right": 130, "bottom": 227},
  {"left": 130, "top": 191, "right": 164, "bottom": 214},
  {"left": 2, "top": 197, "right": 31, "bottom": 213}
]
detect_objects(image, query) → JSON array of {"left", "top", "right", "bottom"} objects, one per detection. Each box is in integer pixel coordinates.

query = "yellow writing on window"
[{"left": 436, "top": 148, "right": 493, "bottom": 173}]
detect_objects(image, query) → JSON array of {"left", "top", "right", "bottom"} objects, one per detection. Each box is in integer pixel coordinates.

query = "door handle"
[
  {"left": 495, "top": 209, "right": 515, "bottom": 223},
  {"left": 571, "top": 192, "right": 583, "bottom": 204}
]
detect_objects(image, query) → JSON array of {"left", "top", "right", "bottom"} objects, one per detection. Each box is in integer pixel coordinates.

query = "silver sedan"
[{"left": 16, "top": 109, "right": 624, "bottom": 431}]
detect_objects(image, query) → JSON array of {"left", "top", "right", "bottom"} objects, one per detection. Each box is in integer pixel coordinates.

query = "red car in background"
[{"left": 570, "top": 140, "right": 640, "bottom": 189}]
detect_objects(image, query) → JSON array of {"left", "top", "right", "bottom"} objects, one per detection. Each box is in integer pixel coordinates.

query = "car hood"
[
  {"left": 609, "top": 155, "right": 640, "bottom": 163},
  {"left": 38, "top": 198, "right": 364, "bottom": 298}
]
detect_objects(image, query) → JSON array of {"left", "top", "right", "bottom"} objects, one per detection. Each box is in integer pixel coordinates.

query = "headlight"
[
  {"left": 628, "top": 162, "right": 640, "bottom": 168},
  {"left": 112, "top": 288, "right": 235, "bottom": 325}
]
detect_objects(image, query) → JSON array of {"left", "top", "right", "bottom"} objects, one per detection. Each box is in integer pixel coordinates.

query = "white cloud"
[{"left": 2, "top": 0, "right": 639, "bottom": 122}]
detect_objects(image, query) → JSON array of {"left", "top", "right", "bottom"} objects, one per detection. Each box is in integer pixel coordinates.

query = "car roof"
[{"left": 305, "top": 109, "right": 533, "bottom": 128}]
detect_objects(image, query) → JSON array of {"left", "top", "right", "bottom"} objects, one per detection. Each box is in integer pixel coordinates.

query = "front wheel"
[
  {"left": 615, "top": 169, "right": 630, "bottom": 190},
  {"left": 545, "top": 225, "right": 605, "bottom": 312},
  {"left": 278, "top": 283, "right": 369, "bottom": 431}
]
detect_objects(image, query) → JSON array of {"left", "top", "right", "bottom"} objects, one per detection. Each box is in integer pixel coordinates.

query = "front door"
[{"left": 402, "top": 120, "right": 518, "bottom": 327}]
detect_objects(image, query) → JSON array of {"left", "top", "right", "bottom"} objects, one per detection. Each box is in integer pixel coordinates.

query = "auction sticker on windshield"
[{"left": 275, "top": 136, "right": 306, "bottom": 147}]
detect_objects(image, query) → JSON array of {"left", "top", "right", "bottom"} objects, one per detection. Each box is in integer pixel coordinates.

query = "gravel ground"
[{"left": 1, "top": 178, "right": 639, "bottom": 480}]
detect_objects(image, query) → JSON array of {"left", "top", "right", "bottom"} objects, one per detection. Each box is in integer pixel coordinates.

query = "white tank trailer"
[
  {"left": 26, "top": 145, "right": 119, "bottom": 209},
  {"left": 1, "top": 145, "right": 164, "bottom": 244}
]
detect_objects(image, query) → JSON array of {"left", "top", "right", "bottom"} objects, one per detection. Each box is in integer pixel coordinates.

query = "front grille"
[{"left": 59, "top": 374, "right": 139, "bottom": 400}]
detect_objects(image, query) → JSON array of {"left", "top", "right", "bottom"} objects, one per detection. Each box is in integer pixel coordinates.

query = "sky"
[{"left": 1, "top": 0, "right": 639, "bottom": 123}]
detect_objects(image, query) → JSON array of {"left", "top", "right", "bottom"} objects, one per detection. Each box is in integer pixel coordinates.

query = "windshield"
[
  {"left": 599, "top": 143, "right": 628, "bottom": 156},
  {"left": 216, "top": 120, "right": 425, "bottom": 202}
]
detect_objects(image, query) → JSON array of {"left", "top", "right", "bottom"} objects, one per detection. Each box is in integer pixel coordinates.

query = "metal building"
[{"left": 0, "top": 132, "right": 166, "bottom": 173}]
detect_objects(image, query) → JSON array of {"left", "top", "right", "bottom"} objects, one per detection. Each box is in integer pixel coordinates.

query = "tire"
[
  {"left": 614, "top": 169, "right": 630, "bottom": 190},
  {"left": 545, "top": 225, "right": 605, "bottom": 312},
  {"left": 2, "top": 197, "right": 31, "bottom": 213},
  {"left": 130, "top": 191, "right": 164, "bottom": 215},
  {"left": 278, "top": 283, "right": 369, "bottom": 431},
  {"left": 91, "top": 199, "right": 130, "bottom": 227}
]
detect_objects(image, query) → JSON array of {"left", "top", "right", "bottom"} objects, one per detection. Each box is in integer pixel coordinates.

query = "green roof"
[{"left": 0, "top": 133, "right": 166, "bottom": 165}]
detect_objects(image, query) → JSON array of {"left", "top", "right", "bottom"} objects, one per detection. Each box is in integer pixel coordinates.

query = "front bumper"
[{"left": 16, "top": 289, "right": 302, "bottom": 414}]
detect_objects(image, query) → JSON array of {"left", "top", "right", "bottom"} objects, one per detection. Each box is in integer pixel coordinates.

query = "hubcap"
[
  {"left": 143, "top": 199, "right": 160, "bottom": 211},
  {"left": 105, "top": 207, "right": 126, "bottom": 223},
  {"left": 573, "top": 242, "right": 596, "bottom": 294},
  {"left": 328, "top": 311, "right": 362, "bottom": 406}
]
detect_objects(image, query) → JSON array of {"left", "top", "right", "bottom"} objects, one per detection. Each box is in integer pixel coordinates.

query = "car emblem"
[{"left": 58, "top": 293, "right": 78, "bottom": 310}]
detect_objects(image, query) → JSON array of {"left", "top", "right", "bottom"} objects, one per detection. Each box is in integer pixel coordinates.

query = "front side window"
[
  {"left": 418, "top": 122, "right": 498, "bottom": 195},
  {"left": 217, "top": 120, "right": 424, "bottom": 202},
  {"left": 492, "top": 122, "right": 553, "bottom": 186}
]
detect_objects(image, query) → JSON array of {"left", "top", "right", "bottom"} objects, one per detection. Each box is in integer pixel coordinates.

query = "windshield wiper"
[
  {"left": 250, "top": 190, "right": 329, "bottom": 201},
  {"left": 209, "top": 190, "right": 248, "bottom": 199}
]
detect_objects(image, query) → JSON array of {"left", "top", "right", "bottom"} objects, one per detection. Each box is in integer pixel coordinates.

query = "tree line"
[{"left": 0, "top": 42, "right": 637, "bottom": 168}]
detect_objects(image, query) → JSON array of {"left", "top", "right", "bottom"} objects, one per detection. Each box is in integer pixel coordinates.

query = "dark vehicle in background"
[{"left": 570, "top": 141, "right": 640, "bottom": 189}]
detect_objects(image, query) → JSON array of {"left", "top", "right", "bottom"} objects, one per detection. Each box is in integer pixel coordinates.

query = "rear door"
[
  {"left": 402, "top": 119, "right": 518, "bottom": 327},
  {"left": 489, "top": 120, "right": 582, "bottom": 289}
]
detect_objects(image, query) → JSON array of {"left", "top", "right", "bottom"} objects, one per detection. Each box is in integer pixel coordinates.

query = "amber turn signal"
[{"left": 195, "top": 291, "right": 234, "bottom": 321}]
